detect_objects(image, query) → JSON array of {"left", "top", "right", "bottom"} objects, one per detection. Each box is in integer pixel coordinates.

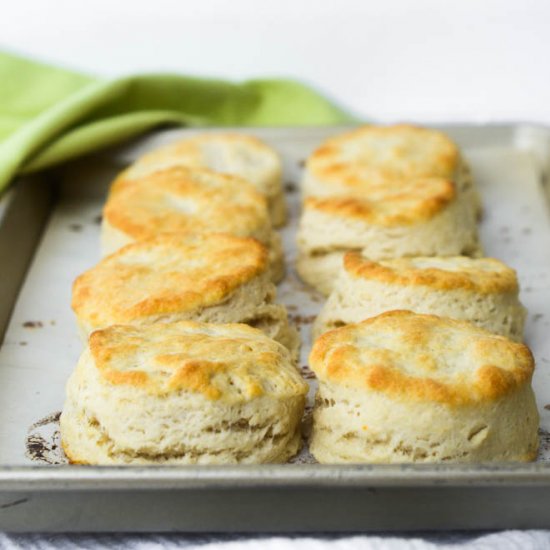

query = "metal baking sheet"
[{"left": 1, "top": 124, "right": 550, "bottom": 531}]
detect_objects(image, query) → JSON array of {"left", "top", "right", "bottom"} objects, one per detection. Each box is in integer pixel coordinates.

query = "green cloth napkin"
[{"left": 0, "top": 50, "right": 354, "bottom": 193}]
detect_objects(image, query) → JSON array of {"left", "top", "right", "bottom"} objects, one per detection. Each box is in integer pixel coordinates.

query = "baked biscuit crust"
[
  {"left": 89, "top": 321, "right": 306, "bottom": 398},
  {"left": 117, "top": 133, "right": 286, "bottom": 226},
  {"left": 73, "top": 233, "right": 268, "bottom": 327},
  {"left": 103, "top": 166, "right": 270, "bottom": 243},
  {"left": 310, "top": 310, "right": 534, "bottom": 406},
  {"left": 343, "top": 253, "right": 519, "bottom": 294},
  {"left": 125, "top": 133, "right": 281, "bottom": 189},
  {"left": 304, "top": 177, "right": 455, "bottom": 225},
  {"left": 304, "top": 124, "right": 461, "bottom": 195},
  {"left": 310, "top": 311, "right": 538, "bottom": 463},
  {"left": 313, "top": 254, "right": 526, "bottom": 341},
  {"left": 60, "top": 322, "right": 308, "bottom": 465}
]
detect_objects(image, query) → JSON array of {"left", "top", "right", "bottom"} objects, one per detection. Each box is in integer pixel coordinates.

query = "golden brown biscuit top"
[
  {"left": 310, "top": 311, "right": 534, "bottom": 406},
  {"left": 104, "top": 166, "right": 270, "bottom": 241},
  {"left": 72, "top": 233, "right": 269, "bottom": 326},
  {"left": 89, "top": 321, "right": 308, "bottom": 399},
  {"left": 304, "top": 177, "right": 455, "bottom": 225},
  {"left": 344, "top": 253, "right": 519, "bottom": 294},
  {"left": 121, "top": 133, "right": 281, "bottom": 192},
  {"left": 307, "top": 124, "right": 460, "bottom": 193}
]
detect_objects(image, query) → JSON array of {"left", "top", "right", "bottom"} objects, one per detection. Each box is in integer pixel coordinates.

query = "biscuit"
[
  {"left": 314, "top": 254, "right": 526, "bottom": 341},
  {"left": 302, "top": 124, "right": 480, "bottom": 214},
  {"left": 296, "top": 177, "right": 481, "bottom": 295},
  {"left": 60, "top": 321, "right": 308, "bottom": 465},
  {"left": 309, "top": 311, "right": 539, "bottom": 464},
  {"left": 73, "top": 233, "right": 299, "bottom": 358},
  {"left": 119, "top": 133, "right": 286, "bottom": 226},
  {"left": 102, "top": 166, "right": 284, "bottom": 282}
]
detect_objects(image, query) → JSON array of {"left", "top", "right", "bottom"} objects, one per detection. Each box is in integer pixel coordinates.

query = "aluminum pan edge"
[{"left": 1, "top": 463, "right": 550, "bottom": 491}]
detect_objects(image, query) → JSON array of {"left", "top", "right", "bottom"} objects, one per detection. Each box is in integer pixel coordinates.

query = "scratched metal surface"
[{"left": 0, "top": 124, "right": 550, "bottom": 469}]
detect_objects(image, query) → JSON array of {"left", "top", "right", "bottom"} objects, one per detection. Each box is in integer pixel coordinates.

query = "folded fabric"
[{"left": 0, "top": 50, "right": 354, "bottom": 193}]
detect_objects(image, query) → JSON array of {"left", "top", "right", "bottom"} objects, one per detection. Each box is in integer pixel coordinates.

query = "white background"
[{"left": 2, "top": 1, "right": 550, "bottom": 122}]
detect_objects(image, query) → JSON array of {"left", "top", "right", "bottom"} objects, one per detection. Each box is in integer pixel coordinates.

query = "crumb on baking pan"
[
  {"left": 285, "top": 182, "right": 297, "bottom": 193},
  {"left": 300, "top": 365, "right": 317, "bottom": 380},
  {"left": 22, "top": 321, "right": 43, "bottom": 328},
  {"left": 290, "top": 314, "right": 316, "bottom": 325}
]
